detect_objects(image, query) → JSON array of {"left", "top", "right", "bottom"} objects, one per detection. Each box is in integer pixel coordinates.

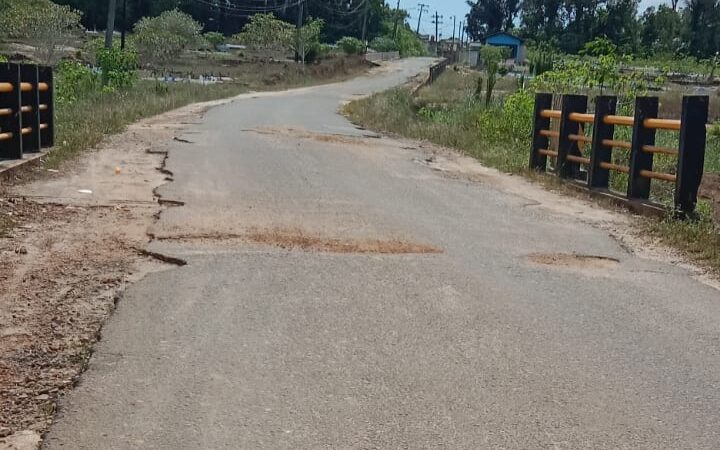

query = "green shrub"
[
  {"left": 337, "top": 36, "right": 365, "bottom": 55},
  {"left": 369, "top": 36, "right": 398, "bottom": 52},
  {"left": 501, "top": 89, "right": 534, "bottom": 141},
  {"left": 204, "top": 31, "right": 225, "bottom": 49},
  {"left": 97, "top": 47, "right": 138, "bottom": 89},
  {"left": 55, "top": 60, "right": 98, "bottom": 105}
]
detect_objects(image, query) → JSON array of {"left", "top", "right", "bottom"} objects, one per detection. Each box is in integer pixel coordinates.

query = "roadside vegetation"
[{"left": 345, "top": 37, "right": 720, "bottom": 273}]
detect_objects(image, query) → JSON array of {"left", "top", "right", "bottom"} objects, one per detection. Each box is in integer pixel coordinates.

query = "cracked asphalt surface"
[{"left": 43, "top": 58, "right": 720, "bottom": 449}]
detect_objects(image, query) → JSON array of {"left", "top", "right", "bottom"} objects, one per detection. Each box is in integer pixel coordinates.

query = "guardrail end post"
[
  {"left": 530, "top": 93, "right": 553, "bottom": 171},
  {"left": 628, "top": 96, "right": 659, "bottom": 200},
  {"left": 38, "top": 65, "right": 54, "bottom": 148},
  {"left": 675, "top": 95, "right": 709, "bottom": 217},
  {"left": 589, "top": 95, "right": 617, "bottom": 190},
  {"left": 20, "top": 64, "right": 41, "bottom": 153},
  {"left": 0, "top": 62, "right": 23, "bottom": 160},
  {"left": 557, "top": 94, "right": 588, "bottom": 179}
]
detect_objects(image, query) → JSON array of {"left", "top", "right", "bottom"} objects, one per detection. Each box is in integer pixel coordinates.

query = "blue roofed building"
[{"left": 484, "top": 32, "right": 526, "bottom": 65}]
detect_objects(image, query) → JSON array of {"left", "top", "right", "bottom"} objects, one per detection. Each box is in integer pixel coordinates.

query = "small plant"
[{"left": 55, "top": 60, "right": 98, "bottom": 105}]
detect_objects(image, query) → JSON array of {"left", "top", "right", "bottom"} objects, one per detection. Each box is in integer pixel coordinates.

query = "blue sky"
[{"left": 396, "top": 0, "right": 668, "bottom": 37}]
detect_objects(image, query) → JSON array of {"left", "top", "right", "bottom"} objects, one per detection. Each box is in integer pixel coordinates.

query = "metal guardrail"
[
  {"left": 530, "top": 93, "right": 709, "bottom": 216},
  {"left": 0, "top": 63, "right": 54, "bottom": 161},
  {"left": 428, "top": 59, "right": 449, "bottom": 85}
]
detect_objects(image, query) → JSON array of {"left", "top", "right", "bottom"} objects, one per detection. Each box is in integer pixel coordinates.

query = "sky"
[{"left": 396, "top": 0, "right": 668, "bottom": 38}]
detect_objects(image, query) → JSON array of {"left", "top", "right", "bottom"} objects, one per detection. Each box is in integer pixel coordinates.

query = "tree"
[
  {"left": 292, "top": 18, "right": 324, "bottom": 64},
  {"left": 640, "top": 5, "right": 682, "bottom": 55},
  {"left": 520, "top": 0, "right": 563, "bottom": 42},
  {"left": 233, "top": 13, "right": 294, "bottom": 52},
  {"left": 600, "top": 0, "right": 640, "bottom": 53},
  {"left": 133, "top": 9, "right": 203, "bottom": 67},
  {"left": 0, "top": 0, "right": 82, "bottom": 65},
  {"left": 466, "top": 0, "right": 519, "bottom": 39},
  {"left": 684, "top": 0, "right": 720, "bottom": 57},
  {"left": 479, "top": 45, "right": 509, "bottom": 106}
]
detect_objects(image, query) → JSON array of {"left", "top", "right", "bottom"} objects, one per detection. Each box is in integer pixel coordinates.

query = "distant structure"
[{"left": 483, "top": 32, "right": 526, "bottom": 65}]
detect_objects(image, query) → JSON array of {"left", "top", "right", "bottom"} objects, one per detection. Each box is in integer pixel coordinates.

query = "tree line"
[
  {"left": 51, "top": 0, "right": 400, "bottom": 43},
  {"left": 466, "top": 0, "right": 720, "bottom": 58}
]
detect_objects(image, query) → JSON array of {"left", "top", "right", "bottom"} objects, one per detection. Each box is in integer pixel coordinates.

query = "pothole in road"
[
  {"left": 527, "top": 252, "right": 620, "bottom": 270},
  {"left": 247, "top": 228, "right": 442, "bottom": 254}
]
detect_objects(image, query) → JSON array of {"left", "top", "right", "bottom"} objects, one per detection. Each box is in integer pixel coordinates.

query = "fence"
[
  {"left": 0, "top": 63, "right": 54, "bottom": 161},
  {"left": 530, "top": 93, "right": 709, "bottom": 216}
]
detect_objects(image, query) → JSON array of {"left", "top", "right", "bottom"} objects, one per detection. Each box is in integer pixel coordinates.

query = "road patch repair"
[
  {"left": 246, "top": 228, "right": 442, "bottom": 254},
  {"left": 527, "top": 252, "right": 621, "bottom": 271}
]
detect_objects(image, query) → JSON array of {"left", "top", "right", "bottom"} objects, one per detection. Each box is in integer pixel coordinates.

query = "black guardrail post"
[
  {"left": 20, "top": 64, "right": 41, "bottom": 153},
  {"left": 675, "top": 95, "right": 709, "bottom": 217},
  {"left": 557, "top": 94, "right": 587, "bottom": 179},
  {"left": 530, "top": 93, "right": 552, "bottom": 171},
  {"left": 588, "top": 95, "right": 617, "bottom": 189},
  {"left": 0, "top": 63, "right": 23, "bottom": 160},
  {"left": 628, "top": 97, "right": 659, "bottom": 200},
  {"left": 38, "top": 65, "right": 54, "bottom": 148}
]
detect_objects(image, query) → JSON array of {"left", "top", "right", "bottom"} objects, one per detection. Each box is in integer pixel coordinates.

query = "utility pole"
[
  {"left": 361, "top": 0, "right": 370, "bottom": 43},
  {"left": 416, "top": 3, "right": 428, "bottom": 34},
  {"left": 105, "top": 0, "right": 117, "bottom": 49},
  {"left": 451, "top": 16, "right": 456, "bottom": 43},
  {"left": 432, "top": 11, "right": 442, "bottom": 56},
  {"left": 120, "top": 0, "right": 127, "bottom": 50},
  {"left": 392, "top": 0, "right": 401, "bottom": 39},
  {"left": 296, "top": 0, "right": 304, "bottom": 63}
]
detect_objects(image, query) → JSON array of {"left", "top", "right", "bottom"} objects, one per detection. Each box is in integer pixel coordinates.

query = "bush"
[
  {"left": 501, "top": 89, "right": 534, "bottom": 140},
  {"left": 134, "top": 9, "right": 203, "bottom": 67},
  {"left": 337, "top": 36, "right": 365, "bottom": 55},
  {"left": 97, "top": 47, "right": 138, "bottom": 89},
  {"left": 55, "top": 60, "right": 98, "bottom": 105},
  {"left": 0, "top": 0, "right": 81, "bottom": 65},
  {"left": 204, "top": 31, "right": 225, "bottom": 50},
  {"left": 370, "top": 36, "right": 398, "bottom": 52}
]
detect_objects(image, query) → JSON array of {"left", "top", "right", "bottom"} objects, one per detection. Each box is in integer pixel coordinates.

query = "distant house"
[{"left": 483, "top": 32, "right": 526, "bottom": 64}]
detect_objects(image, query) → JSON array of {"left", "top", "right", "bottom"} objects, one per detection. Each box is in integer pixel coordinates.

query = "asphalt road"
[{"left": 44, "top": 58, "right": 720, "bottom": 449}]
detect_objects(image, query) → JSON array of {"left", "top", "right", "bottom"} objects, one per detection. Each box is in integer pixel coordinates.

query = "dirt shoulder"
[{"left": 0, "top": 97, "right": 237, "bottom": 448}]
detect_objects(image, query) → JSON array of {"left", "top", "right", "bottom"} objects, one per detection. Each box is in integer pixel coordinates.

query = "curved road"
[{"left": 44, "top": 58, "right": 720, "bottom": 449}]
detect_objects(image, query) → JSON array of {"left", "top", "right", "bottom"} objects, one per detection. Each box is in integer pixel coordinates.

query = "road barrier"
[
  {"left": 530, "top": 93, "right": 709, "bottom": 216},
  {"left": 428, "top": 59, "right": 449, "bottom": 84},
  {"left": 0, "top": 63, "right": 54, "bottom": 161}
]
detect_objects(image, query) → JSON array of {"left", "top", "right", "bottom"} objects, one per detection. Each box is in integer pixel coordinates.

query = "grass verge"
[
  {"left": 344, "top": 70, "right": 720, "bottom": 274},
  {"left": 48, "top": 81, "right": 246, "bottom": 169}
]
